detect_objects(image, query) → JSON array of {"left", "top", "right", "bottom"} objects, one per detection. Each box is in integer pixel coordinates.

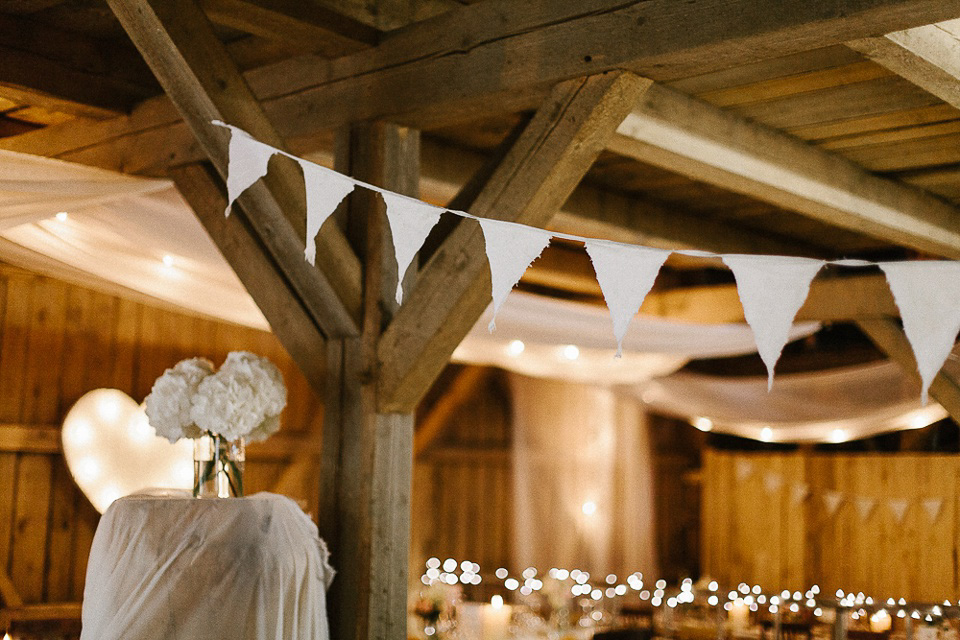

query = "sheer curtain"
[{"left": 509, "top": 374, "right": 658, "bottom": 578}]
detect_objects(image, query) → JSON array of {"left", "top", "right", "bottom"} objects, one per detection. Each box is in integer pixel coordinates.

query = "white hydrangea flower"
[
  {"left": 144, "top": 357, "right": 214, "bottom": 442},
  {"left": 190, "top": 351, "right": 287, "bottom": 441}
]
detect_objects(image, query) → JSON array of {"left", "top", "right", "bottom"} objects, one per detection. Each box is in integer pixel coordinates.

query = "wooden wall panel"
[
  {"left": 702, "top": 449, "right": 960, "bottom": 600},
  {"left": 0, "top": 264, "right": 323, "bottom": 606}
]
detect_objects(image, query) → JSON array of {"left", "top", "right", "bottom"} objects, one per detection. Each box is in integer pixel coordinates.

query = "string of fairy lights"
[{"left": 418, "top": 558, "right": 960, "bottom": 625}]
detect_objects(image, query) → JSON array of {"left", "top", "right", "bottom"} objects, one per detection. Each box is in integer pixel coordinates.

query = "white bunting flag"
[
  {"left": 822, "top": 491, "right": 844, "bottom": 517},
  {"left": 922, "top": 497, "right": 944, "bottom": 523},
  {"left": 791, "top": 483, "right": 810, "bottom": 505},
  {"left": 855, "top": 497, "right": 877, "bottom": 522},
  {"left": 300, "top": 162, "right": 355, "bottom": 265},
  {"left": 763, "top": 472, "right": 783, "bottom": 495},
  {"left": 478, "top": 218, "right": 553, "bottom": 331},
  {"left": 584, "top": 241, "right": 671, "bottom": 357},
  {"left": 879, "top": 262, "right": 960, "bottom": 403},
  {"left": 721, "top": 255, "right": 825, "bottom": 390},
  {"left": 382, "top": 193, "right": 444, "bottom": 303},
  {"left": 887, "top": 498, "right": 910, "bottom": 524},
  {"left": 735, "top": 459, "right": 754, "bottom": 482},
  {"left": 220, "top": 123, "right": 277, "bottom": 217}
]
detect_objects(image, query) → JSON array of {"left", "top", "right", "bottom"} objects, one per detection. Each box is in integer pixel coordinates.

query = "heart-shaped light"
[{"left": 62, "top": 388, "right": 194, "bottom": 513}]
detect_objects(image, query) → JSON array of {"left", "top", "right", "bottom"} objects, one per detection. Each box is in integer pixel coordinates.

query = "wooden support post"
[{"left": 320, "top": 123, "right": 419, "bottom": 640}]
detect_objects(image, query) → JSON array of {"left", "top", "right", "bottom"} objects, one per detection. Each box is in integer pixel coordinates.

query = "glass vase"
[{"left": 193, "top": 433, "right": 245, "bottom": 498}]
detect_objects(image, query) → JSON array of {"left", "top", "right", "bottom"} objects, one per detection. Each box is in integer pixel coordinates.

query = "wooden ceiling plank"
[
  {"left": 200, "top": 0, "right": 379, "bottom": 57},
  {"left": 377, "top": 72, "right": 653, "bottom": 413},
  {"left": 414, "top": 366, "right": 488, "bottom": 457},
  {"left": 847, "top": 20, "right": 960, "bottom": 111},
  {"left": 106, "top": 0, "right": 362, "bottom": 337},
  {"left": 170, "top": 163, "right": 327, "bottom": 391},
  {"left": 610, "top": 83, "right": 960, "bottom": 260},
  {"left": 857, "top": 317, "right": 960, "bottom": 422},
  {"left": 7, "top": 0, "right": 958, "bottom": 163}
]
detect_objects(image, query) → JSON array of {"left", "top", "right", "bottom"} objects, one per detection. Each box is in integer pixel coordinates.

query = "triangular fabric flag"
[
  {"left": 822, "top": 491, "right": 844, "bottom": 516},
  {"left": 478, "top": 218, "right": 553, "bottom": 331},
  {"left": 735, "top": 459, "right": 754, "bottom": 482},
  {"left": 381, "top": 192, "right": 444, "bottom": 304},
  {"left": 763, "top": 472, "right": 783, "bottom": 495},
  {"left": 887, "top": 498, "right": 910, "bottom": 524},
  {"left": 300, "top": 161, "right": 355, "bottom": 265},
  {"left": 220, "top": 124, "right": 277, "bottom": 217},
  {"left": 879, "top": 262, "right": 960, "bottom": 403},
  {"left": 922, "top": 497, "right": 943, "bottom": 523},
  {"left": 583, "top": 241, "right": 671, "bottom": 357},
  {"left": 791, "top": 483, "right": 810, "bottom": 505},
  {"left": 721, "top": 255, "right": 825, "bottom": 390},
  {"left": 855, "top": 497, "right": 877, "bottom": 522}
]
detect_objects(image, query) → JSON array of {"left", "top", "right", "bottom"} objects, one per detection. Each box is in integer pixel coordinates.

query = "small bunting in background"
[
  {"left": 735, "top": 459, "right": 754, "bottom": 482},
  {"left": 880, "top": 261, "right": 960, "bottom": 403},
  {"left": 300, "top": 162, "right": 355, "bottom": 265},
  {"left": 855, "top": 497, "right": 877, "bottom": 522},
  {"left": 791, "top": 483, "right": 810, "bottom": 505},
  {"left": 762, "top": 472, "right": 783, "bottom": 495},
  {"left": 887, "top": 498, "right": 910, "bottom": 524},
  {"left": 922, "top": 497, "right": 943, "bottom": 523},
  {"left": 478, "top": 218, "right": 553, "bottom": 332},
  {"left": 382, "top": 193, "right": 444, "bottom": 304},
  {"left": 584, "top": 241, "right": 671, "bottom": 357},
  {"left": 722, "top": 255, "right": 825, "bottom": 390},
  {"left": 822, "top": 490, "right": 844, "bottom": 517}
]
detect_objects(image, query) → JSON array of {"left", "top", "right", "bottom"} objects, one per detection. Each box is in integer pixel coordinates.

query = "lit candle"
[
  {"left": 871, "top": 610, "right": 892, "bottom": 633},
  {"left": 728, "top": 598, "right": 750, "bottom": 630},
  {"left": 482, "top": 595, "right": 512, "bottom": 640}
]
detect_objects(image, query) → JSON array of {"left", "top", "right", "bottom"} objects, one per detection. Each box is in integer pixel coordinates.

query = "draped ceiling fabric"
[
  {"left": 509, "top": 375, "right": 658, "bottom": 579},
  {"left": 0, "top": 149, "right": 946, "bottom": 444}
]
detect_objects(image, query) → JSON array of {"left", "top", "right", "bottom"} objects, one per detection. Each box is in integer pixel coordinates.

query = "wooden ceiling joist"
[
  {"left": 609, "top": 83, "right": 960, "bottom": 259},
  {"left": 199, "top": 0, "right": 379, "bottom": 57},
  {"left": 106, "top": 0, "right": 362, "bottom": 340},
  {"left": 847, "top": 20, "right": 960, "bottom": 111},
  {"left": 378, "top": 72, "right": 653, "bottom": 412}
]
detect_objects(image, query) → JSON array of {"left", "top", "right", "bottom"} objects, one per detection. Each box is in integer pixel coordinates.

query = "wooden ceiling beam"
[
  {"left": 107, "top": 0, "right": 362, "bottom": 338},
  {"left": 6, "top": 0, "right": 956, "bottom": 163},
  {"left": 0, "top": 13, "right": 157, "bottom": 119},
  {"left": 170, "top": 163, "right": 327, "bottom": 391},
  {"left": 199, "top": 0, "right": 380, "bottom": 57},
  {"left": 847, "top": 20, "right": 960, "bottom": 111},
  {"left": 377, "top": 72, "right": 652, "bottom": 412},
  {"left": 414, "top": 366, "right": 489, "bottom": 458},
  {"left": 609, "top": 83, "right": 960, "bottom": 259}
]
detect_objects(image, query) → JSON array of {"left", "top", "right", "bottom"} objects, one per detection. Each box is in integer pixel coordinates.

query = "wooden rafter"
[
  {"left": 609, "top": 82, "right": 960, "bottom": 259},
  {"left": 857, "top": 318, "right": 960, "bottom": 422},
  {"left": 378, "top": 72, "right": 653, "bottom": 412},
  {"left": 169, "top": 163, "right": 326, "bottom": 391},
  {"left": 106, "top": 0, "right": 362, "bottom": 338},
  {"left": 414, "top": 366, "right": 489, "bottom": 458},
  {"left": 199, "top": 0, "right": 379, "bottom": 57},
  {"left": 847, "top": 20, "right": 960, "bottom": 111}
]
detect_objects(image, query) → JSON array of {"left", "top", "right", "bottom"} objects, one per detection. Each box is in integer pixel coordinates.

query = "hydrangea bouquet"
[{"left": 145, "top": 351, "right": 287, "bottom": 497}]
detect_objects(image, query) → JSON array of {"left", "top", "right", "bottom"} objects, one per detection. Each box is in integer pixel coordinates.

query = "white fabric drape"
[
  {"left": 635, "top": 360, "right": 948, "bottom": 442},
  {"left": 510, "top": 374, "right": 658, "bottom": 578}
]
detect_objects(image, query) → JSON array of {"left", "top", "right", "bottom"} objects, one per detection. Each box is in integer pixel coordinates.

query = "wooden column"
[{"left": 320, "top": 123, "right": 419, "bottom": 640}]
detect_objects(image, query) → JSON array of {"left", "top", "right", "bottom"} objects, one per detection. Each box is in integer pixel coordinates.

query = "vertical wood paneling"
[
  {"left": 0, "top": 266, "right": 321, "bottom": 605},
  {"left": 703, "top": 449, "right": 960, "bottom": 600}
]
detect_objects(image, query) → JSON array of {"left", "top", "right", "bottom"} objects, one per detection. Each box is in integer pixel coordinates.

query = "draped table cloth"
[{"left": 80, "top": 491, "right": 334, "bottom": 640}]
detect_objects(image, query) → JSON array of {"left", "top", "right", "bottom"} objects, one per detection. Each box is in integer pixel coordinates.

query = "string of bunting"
[
  {"left": 214, "top": 121, "right": 960, "bottom": 401},
  {"left": 737, "top": 460, "right": 946, "bottom": 524}
]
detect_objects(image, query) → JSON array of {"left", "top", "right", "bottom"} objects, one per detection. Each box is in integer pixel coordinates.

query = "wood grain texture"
[{"left": 378, "top": 72, "right": 652, "bottom": 413}]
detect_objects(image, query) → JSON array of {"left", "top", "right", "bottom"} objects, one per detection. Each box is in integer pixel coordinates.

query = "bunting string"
[{"left": 213, "top": 121, "right": 960, "bottom": 400}]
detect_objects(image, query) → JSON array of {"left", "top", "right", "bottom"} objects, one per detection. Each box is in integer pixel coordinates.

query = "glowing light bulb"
[
  {"left": 829, "top": 429, "right": 848, "bottom": 443},
  {"left": 506, "top": 340, "right": 525, "bottom": 356},
  {"left": 581, "top": 500, "right": 597, "bottom": 516},
  {"left": 55, "top": 211, "right": 68, "bottom": 222},
  {"left": 693, "top": 417, "right": 714, "bottom": 432},
  {"left": 760, "top": 427, "right": 773, "bottom": 442},
  {"left": 162, "top": 255, "right": 174, "bottom": 267},
  {"left": 562, "top": 344, "right": 579, "bottom": 361},
  {"left": 491, "top": 595, "right": 503, "bottom": 609}
]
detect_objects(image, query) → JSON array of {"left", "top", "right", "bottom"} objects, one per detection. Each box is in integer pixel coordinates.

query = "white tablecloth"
[{"left": 80, "top": 491, "right": 334, "bottom": 640}]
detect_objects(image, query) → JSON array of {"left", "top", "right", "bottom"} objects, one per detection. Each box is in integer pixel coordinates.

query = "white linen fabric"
[
  {"left": 222, "top": 125, "right": 277, "bottom": 217},
  {"left": 721, "top": 254, "right": 825, "bottom": 390},
  {"left": 478, "top": 218, "right": 553, "bottom": 331},
  {"left": 509, "top": 375, "right": 658, "bottom": 579},
  {"left": 584, "top": 240, "right": 671, "bottom": 357},
  {"left": 81, "top": 491, "right": 333, "bottom": 640},
  {"left": 301, "top": 161, "right": 355, "bottom": 265},
  {"left": 382, "top": 192, "right": 443, "bottom": 304},
  {"left": 636, "top": 360, "right": 948, "bottom": 443}
]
